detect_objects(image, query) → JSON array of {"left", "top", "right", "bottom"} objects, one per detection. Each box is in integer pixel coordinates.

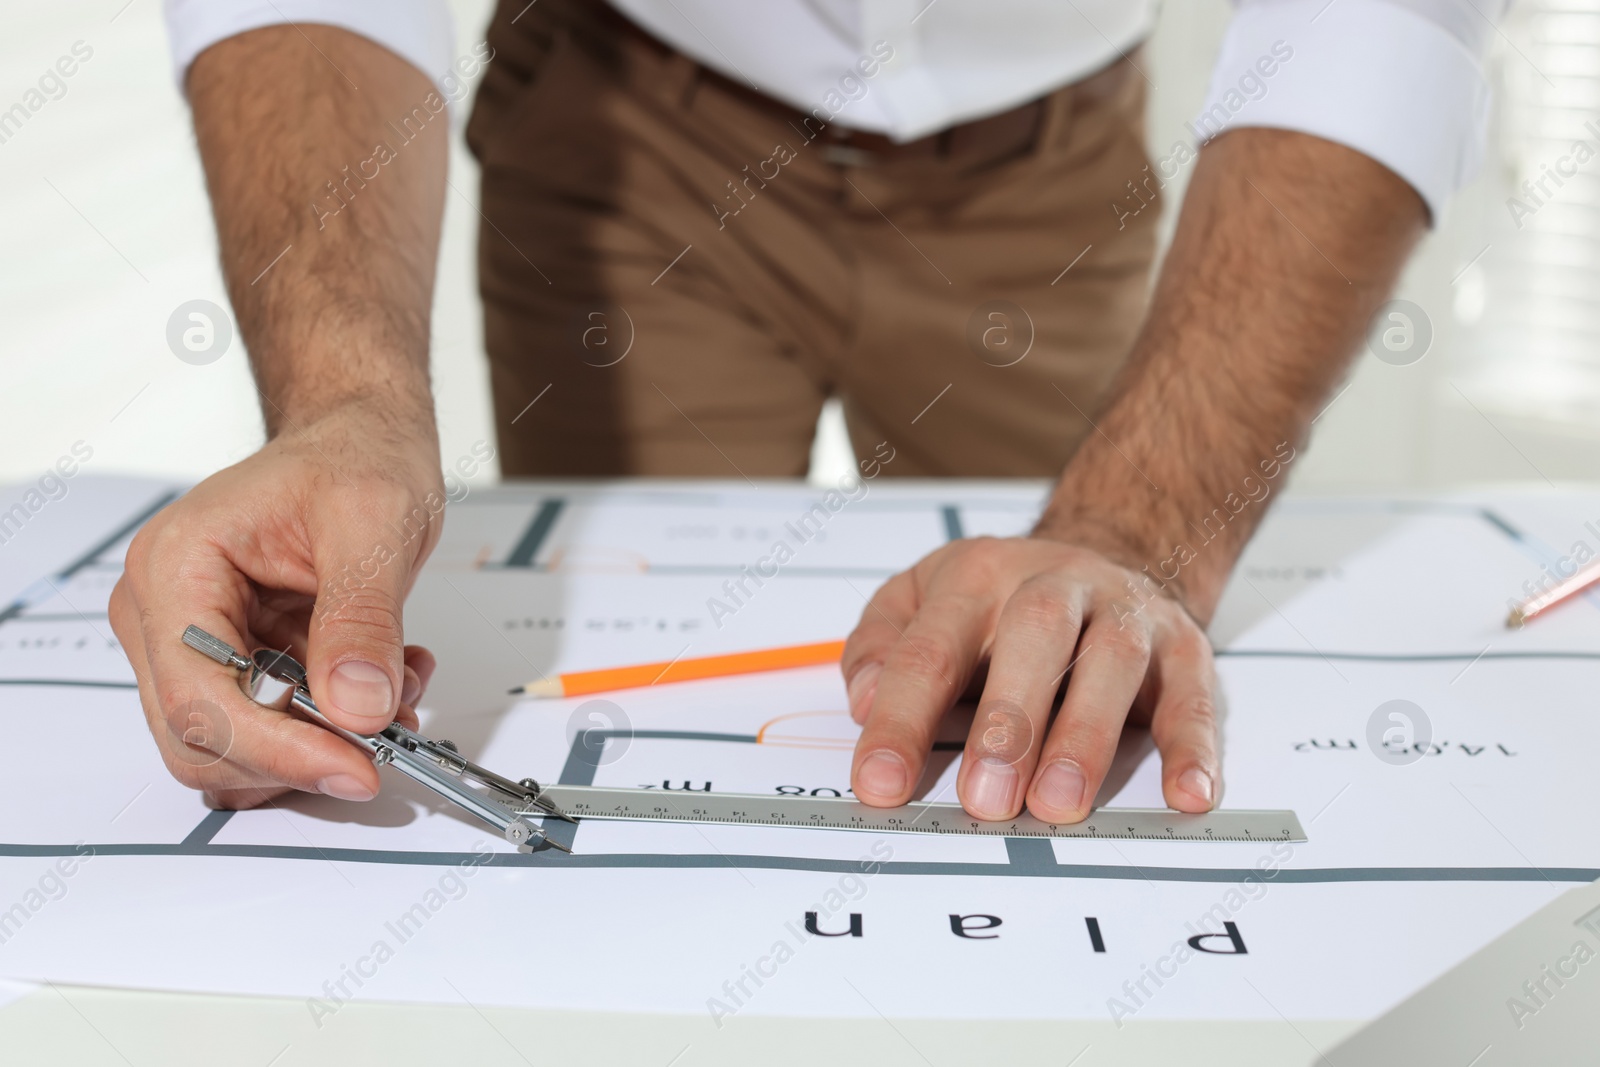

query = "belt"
[
  {"left": 816, "top": 55, "right": 1134, "bottom": 167},
  {"left": 595, "top": 1, "right": 1136, "bottom": 169},
  {"left": 818, "top": 103, "right": 1046, "bottom": 168}
]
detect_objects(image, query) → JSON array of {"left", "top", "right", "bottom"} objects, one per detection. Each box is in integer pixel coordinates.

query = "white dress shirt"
[{"left": 162, "top": 0, "right": 1508, "bottom": 219}]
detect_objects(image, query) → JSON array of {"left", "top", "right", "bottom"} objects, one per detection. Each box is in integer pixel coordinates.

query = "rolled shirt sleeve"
[
  {"left": 1195, "top": 0, "right": 1509, "bottom": 222},
  {"left": 163, "top": 0, "right": 455, "bottom": 94}
]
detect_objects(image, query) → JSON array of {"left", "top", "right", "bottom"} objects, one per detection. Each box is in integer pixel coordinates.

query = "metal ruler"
[{"left": 538, "top": 785, "right": 1307, "bottom": 843}]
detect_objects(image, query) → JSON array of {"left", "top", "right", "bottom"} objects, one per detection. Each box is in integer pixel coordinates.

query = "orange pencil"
[{"left": 510, "top": 639, "right": 847, "bottom": 698}]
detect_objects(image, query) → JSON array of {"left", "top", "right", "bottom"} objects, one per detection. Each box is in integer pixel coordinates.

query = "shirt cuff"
[
  {"left": 163, "top": 0, "right": 457, "bottom": 99},
  {"left": 1195, "top": 0, "right": 1494, "bottom": 223}
]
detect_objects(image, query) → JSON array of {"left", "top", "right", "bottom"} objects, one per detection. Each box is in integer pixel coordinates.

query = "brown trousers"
[{"left": 466, "top": 0, "right": 1160, "bottom": 478}]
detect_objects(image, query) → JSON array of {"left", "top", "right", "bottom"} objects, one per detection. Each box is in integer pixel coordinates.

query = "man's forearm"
[
  {"left": 188, "top": 26, "right": 448, "bottom": 434},
  {"left": 1038, "top": 128, "right": 1427, "bottom": 621}
]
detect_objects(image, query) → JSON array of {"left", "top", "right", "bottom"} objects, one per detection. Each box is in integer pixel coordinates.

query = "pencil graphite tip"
[{"left": 1505, "top": 608, "right": 1526, "bottom": 630}]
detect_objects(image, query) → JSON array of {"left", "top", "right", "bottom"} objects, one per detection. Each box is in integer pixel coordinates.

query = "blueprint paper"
[{"left": 0, "top": 479, "right": 1595, "bottom": 1024}]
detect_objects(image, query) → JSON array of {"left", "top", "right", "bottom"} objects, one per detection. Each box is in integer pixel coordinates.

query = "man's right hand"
[
  {"left": 110, "top": 403, "right": 445, "bottom": 810},
  {"left": 123, "top": 21, "right": 454, "bottom": 808}
]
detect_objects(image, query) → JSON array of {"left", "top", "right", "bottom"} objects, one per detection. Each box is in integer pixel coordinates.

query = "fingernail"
[
  {"left": 1035, "top": 760, "right": 1087, "bottom": 814},
  {"left": 966, "top": 757, "right": 1018, "bottom": 819},
  {"left": 847, "top": 663, "right": 881, "bottom": 717},
  {"left": 857, "top": 750, "right": 907, "bottom": 799},
  {"left": 400, "top": 669, "right": 421, "bottom": 707},
  {"left": 317, "top": 774, "right": 376, "bottom": 802},
  {"left": 1178, "top": 767, "right": 1214, "bottom": 806},
  {"left": 328, "top": 660, "right": 394, "bottom": 725}
]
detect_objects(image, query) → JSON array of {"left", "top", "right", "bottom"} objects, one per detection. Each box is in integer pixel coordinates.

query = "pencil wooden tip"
[
  {"left": 1505, "top": 609, "right": 1526, "bottom": 630},
  {"left": 511, "top": 678, "right": 565, "bottom": 699}
]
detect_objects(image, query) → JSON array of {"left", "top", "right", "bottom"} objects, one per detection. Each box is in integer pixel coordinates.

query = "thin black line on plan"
[
  {"left": 487, "top": 563, "right": 901, "bottom": 578},
  {"left": 1478, "top": 508, "right": 1524, "bottom": 544},
  {"left": 1217, "top": 650, "right": 1600, "bottom": 663},
  {"left": 0, "top": 488, "right": 180, "bottom": 625},
  {"left": 634, "top": 564, "right": 897, "bottom": 577},
  {"left": 57, "top": 491, "right": 179, "bottom": 582},
  {"left": 501, "top": 498, "right": 565, "bottom": 567},
  {"left": 464, "top": 492, "right": 1043, "bottom": 515},
  {"left": 9, "top": 654, "right": 1586, "bottom": 696},
  {"left": 561, "top": 730, "right": 761, "bottom": 789},
  {"left": 0, "top": 842, "right": 1590, "bottom": 883},
  {"left": 457, "top": 493, "right": 1496, "bottom": 521}
]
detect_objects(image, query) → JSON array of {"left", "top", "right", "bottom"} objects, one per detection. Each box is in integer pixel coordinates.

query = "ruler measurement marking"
[{"left": 538, "top": 787, "right": 1305, "bottom": 842}]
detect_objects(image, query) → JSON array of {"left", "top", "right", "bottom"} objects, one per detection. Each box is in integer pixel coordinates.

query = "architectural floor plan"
[{"left": 0, "top": 478, "right": 1595, "bottom": 1024}]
